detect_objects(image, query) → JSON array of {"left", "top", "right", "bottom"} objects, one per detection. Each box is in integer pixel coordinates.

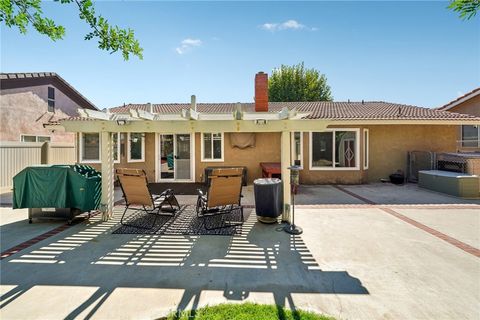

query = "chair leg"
[
  {"left": 196, "top": 197, "right": 204, "bottom": 218},
  {"left": 120, "top": 205, "right": 130, "bottom": 226},
  {"left": 154, "top": 194, "right": 179, "bottom": 216},
  {"left": 120, "top": 205, "right": 160, "bottom": 230},
  {"left": 203, "top": 206, "right": 244, "bottom": 230},
  {"left": 168, "top": 194, "right": 181, "bottom": 211}
]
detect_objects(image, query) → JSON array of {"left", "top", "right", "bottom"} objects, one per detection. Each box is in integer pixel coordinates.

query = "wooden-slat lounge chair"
[
  {"left": 116, "top": 168, "right": 180, "bottom": 229},
  {"left": 196, "top": 168, "right": 244, "bottom": 230}
]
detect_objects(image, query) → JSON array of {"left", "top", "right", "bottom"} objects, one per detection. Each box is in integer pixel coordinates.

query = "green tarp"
[{"left": 13, "top": 165, "right": 101, "bottom": 212}]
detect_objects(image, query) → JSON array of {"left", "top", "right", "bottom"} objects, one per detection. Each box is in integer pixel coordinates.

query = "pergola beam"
[
  {"left": 54, "top": 117, "right": 480, "bottom": 134},
  {"left": 83, "top": 109, "right": 112, "bottom": 120},
  {"left": 57, "top": 119, "right": 330, "bottom": 133},
  {"left": 130, "top": 109, "right": 156, "bottom": 121}
]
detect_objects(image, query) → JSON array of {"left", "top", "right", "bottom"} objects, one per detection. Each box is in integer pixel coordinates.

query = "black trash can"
[{"left": 253, "top": 178, "right": 283, "bottom": 223}]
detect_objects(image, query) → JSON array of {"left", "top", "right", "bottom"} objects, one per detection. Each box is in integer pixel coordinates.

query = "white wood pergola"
[
  {"left": 58, "top": 105, "right": 330, "bottom": 222},
  {"left": 51, "top": 102, "right": 480, "bottom": 222}
]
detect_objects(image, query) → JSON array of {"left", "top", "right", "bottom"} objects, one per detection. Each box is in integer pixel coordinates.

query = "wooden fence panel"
[
  {"left": 49, "top": 143, "right": 76, "bottom": 165},
  {"left": 0, "top": 142, "right": 76, "bottom": 192}
]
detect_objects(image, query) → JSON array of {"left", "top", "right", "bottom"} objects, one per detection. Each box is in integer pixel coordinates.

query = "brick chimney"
[{"left": 255, "top": 72, "right": 268, "bottom": 112}]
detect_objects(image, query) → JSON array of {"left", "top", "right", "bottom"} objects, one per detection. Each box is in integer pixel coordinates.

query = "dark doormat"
[
  {"left": 148, "top": 183, "right": 206, "bottom": 195},
  {"left": 112, "top": 205, "right": 250, "bottom": 236}
]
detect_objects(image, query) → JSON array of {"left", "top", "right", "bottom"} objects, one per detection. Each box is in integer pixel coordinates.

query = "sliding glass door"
[{"left": 159, "top": 134, "right": 192, "bottom": 181}]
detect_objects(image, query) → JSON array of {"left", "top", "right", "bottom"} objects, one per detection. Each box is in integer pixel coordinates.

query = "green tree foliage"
[
  {"left": 448, "top": 0, "right": 480, "bottom": 20},
  {"left": 0, "top": 0, "right": 143, "bottom": 60},
  {"left": 268, "top": 62, "right": 333, "bottom": 102}
]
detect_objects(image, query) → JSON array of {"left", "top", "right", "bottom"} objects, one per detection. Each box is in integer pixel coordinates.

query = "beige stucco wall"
[
  {"left": 0, "top": 85, "right": 81, "bottom": 142},
  {"left": 195, "top": 132, "right": 281, "bottom": 184},
  {"left": 299, "top": 125, "right": 456, "bottom": 184},
  {"left": 366, "top": 125, "right": 457, "bottom": 182},
  {"left": 81, "top": 133, "right": 157, "bottom": 183},
  {"left": 80, "top": 125, "right": 457, "bottom": 185}
]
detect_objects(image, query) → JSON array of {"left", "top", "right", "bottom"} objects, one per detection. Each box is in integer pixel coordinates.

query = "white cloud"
[
  {"left": 176, "top": 38, "right": 202, "bottom": 54},
  {"left": 260, "top": 19, "right": 316, "bottom": 32},
  {"left": 261, "top": 23, "right": 279, "bottom": 31},
  {"left": 281, "top": 20, "right": 304, "bottom": 30}
]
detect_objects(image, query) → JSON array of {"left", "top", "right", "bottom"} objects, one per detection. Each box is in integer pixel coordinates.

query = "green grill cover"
[{"left": 13, "top": 165, "right": 101, "bottom": 212}]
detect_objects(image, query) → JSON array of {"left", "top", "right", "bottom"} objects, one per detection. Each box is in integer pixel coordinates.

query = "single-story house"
[
  {"left": 437, "top": 87, "right": 480, "bottom": 152},
  {"left": 47, "top": 72, "right": 480, "bottom": 219}
]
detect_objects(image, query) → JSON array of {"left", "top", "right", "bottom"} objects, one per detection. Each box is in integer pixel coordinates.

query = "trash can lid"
[{"left": 253, "top": 178, "right": 282, "bottom": 185}]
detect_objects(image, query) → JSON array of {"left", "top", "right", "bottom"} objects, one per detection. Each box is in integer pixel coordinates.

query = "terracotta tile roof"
[
  {"left": 45, "top": 116, "right": 101, "bottom": 126},
  {"left": 1, "top": 72, "right": 97, "bottom": 110},
  {"left": 0, "top": 72, "right": 58, "bottom": 79},
  {"left": 109, "top": 101, "right": 479, "bottom": 121},
  {"left": 438, "top": 87, "right": 480, "bottom": 111}
]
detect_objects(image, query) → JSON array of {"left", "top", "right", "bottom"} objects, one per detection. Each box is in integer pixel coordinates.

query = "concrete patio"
[{"left": 1, "top": 184, "right": 479, "bottom": 319}]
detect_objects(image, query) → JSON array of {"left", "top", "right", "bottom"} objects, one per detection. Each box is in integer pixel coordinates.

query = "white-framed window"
[
  {"left": 201, "top": 132, "right": 224, "bottom": 162},
  {"left": 291, "top": 131, "right": 303, "bottom": 167},
  {"left": 461, "top": 125, "right": 480, "bottom": 148},
  {"left": 21, "top": 135, "right": 51, "bottom": 143},
  {"left": 80, "top": 132, "right": 120, "bottom": 163},
  {"left": 47, "top": 87, "right": 55, "bottom": 112},
  {"left": 80, "top": 132, "right": 101, "bottom": 163},
  {"left": 128, "top": 132, "right": 145, "bottom": 162},
  {"left": 309, "top": 128, "right": 360, "bottom": 170},
  {"left": 363, "top": 129, "right": 369, "bottom": 170}
]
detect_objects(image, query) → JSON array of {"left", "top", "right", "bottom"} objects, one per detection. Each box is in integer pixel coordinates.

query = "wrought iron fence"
[{"left": 407, "top": 151, "right": 436, "bottom": 183}]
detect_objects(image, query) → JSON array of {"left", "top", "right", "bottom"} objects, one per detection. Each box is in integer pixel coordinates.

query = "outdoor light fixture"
[
  {"left": 116, "top": 119, "right": 128, "bottom": 126},
  {"left": 284, "top": 165, "right": 303, "bottom": 235}
]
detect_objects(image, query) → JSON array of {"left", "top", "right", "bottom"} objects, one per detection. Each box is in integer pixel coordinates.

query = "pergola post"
[
  {"left": 281, "top": 130, "right": 291, "bottom": 222},
  {"left": 100, "top": 131, "right": 115, "bottom": 221}
]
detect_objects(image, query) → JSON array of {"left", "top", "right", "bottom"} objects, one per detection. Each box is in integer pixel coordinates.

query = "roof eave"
[{"left": 438, "top": 88, "right": 480, "bottom": 111}]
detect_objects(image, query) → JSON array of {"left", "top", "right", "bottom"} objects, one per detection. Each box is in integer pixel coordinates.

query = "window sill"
[
  {"left": 201, "top": 159, "right": 224, "bottom": 163},
  {"left": 309, "top": 167, "right": 360, "bottom": 171},
  {"left": 80, "top": 160, "right": 101, "bottom": 164},
  {"left": 128, "top": 159, "right": 145, "bottom": 163}
]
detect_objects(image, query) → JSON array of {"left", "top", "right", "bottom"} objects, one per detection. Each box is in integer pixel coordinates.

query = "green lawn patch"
[{"left": 165, "top": 302, "right": 334, "bottom": 320}]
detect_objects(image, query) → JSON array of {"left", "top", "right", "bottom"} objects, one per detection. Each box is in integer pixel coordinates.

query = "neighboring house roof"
[
  {"left": 438, "top": 87, "right": 480, "bottom": 111},
  {"left": 0, "top": 72, "right": 97, "bottom": 110},
  {"left": 107, "top": 101, "right": 479, "bottom": 121}
]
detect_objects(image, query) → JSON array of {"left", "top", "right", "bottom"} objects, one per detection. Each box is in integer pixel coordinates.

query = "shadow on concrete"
[{"left": 0, "top": 210, "right": 368, "bottom": 319}]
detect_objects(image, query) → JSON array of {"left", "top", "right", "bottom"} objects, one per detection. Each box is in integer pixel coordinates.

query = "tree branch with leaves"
[
  {"left": 448, "top": 0, "right": 480, "bottom": 20},
  {"left": 0, "top": 0, "right": 143, "bottom": 60}
]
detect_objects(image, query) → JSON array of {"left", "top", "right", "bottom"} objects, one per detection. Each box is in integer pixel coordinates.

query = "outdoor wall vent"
[{"left": 255, "top": 119, "right": 267, "bottom": 125}]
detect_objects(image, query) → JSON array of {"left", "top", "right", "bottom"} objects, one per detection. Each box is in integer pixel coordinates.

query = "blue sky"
[{"left": 1, "top": 1, "right": 479, "bottom": 109}]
